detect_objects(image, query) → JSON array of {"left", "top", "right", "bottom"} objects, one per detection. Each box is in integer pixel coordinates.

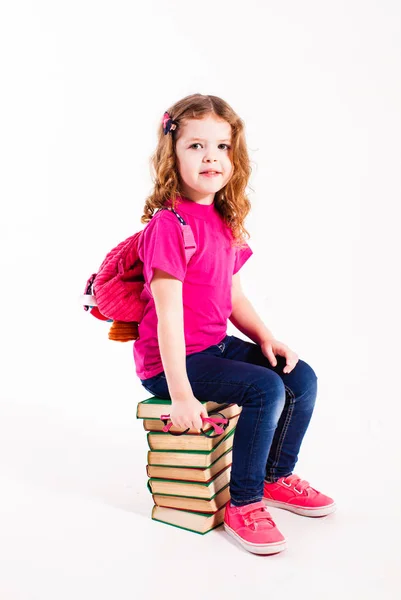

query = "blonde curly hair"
[{"left": 140, "top": 93, "right": 252, "bottom": 247}]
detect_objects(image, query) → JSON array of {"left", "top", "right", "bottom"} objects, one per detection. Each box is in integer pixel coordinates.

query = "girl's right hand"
[{"left": 169, "top": 396, "right": 208, "bottom": 432}]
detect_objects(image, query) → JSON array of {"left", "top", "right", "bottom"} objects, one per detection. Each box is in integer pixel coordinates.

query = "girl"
[{"left": 135, "top": 93, "right": 336, "bottom": 555}]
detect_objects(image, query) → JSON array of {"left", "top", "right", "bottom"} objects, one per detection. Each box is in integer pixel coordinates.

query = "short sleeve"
[
  {"left": 233, "top": 242, "right": 253, "bottom": 274},
  {"left": 140, "top": 211, "right": 188, "bottom": 283}
]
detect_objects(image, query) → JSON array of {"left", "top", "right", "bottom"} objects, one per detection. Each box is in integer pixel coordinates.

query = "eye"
[{"left": 189, "top": 143, "right": 231, "bottom": 150}]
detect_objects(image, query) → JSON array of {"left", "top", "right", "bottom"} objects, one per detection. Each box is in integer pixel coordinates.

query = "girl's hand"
[
  {"left": 169, "top": 396, "right": 208, "bottom": 432},
  {"left": 261, "top": 338, "right": 299, "bottom": 374}
]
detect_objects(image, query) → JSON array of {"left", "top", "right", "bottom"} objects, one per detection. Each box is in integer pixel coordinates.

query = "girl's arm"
[
  {"left": 150, "top": 268, "right": 207, "bottom": 430},
  {"left": 150, "top": 268, "right": 193, "bottom": 400}
]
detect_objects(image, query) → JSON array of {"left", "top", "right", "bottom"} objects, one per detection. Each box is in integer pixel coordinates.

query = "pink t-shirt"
[{"left": 133, "top": 196, "right": 253, "bottom": 380}]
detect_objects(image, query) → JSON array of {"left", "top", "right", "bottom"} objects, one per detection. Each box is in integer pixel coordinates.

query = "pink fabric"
[
  {"left": 92, "top": 231, "right": 146, "bottom": 322},
  {"left": 133, "top": 196, "right": 253, "bottom": 380}
]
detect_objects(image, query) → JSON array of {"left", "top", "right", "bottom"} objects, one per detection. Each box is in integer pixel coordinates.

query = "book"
[
  {"left": 146, "top": 448, "right": 233, "bottom": 482},
  {"left": 153, "top": 483, "right": 230, "bottom": 513},
  {"left": 137, "top": 396, "right": 227, "bottom": 420},
  {"left": 147, "top": 415, "right": 239, "bottom": 451},
  {"left": 151, "top": 505, "right": 226, "bottom": 534},
  {"left": 147, "top": 428, "right": 236, "bottom": 468},
  {"left": 147, "top": 464, "right": 231, "bottom": 499},
  {"left": 142, "top": 403, "right": 241, "bottom": 433}
]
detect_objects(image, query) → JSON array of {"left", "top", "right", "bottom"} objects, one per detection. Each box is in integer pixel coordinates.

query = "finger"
[
  {"left": 193, "top": 417, "right": 203, "bottom": 431},
  {"left": 266, "top": 347, "right": 277, "bottom": 367},
  {"left": 283, "top": 359, "right": 293, "bottom": 373},
  {"left": 283, "top": 358, "right": 298, "bottom": 373}
]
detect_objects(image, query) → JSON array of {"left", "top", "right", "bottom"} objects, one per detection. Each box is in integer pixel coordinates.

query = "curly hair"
[{"left": 140, "top": 93, "right": 252, "bottom": 247}]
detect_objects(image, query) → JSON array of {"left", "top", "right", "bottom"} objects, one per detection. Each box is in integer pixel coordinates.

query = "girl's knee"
[
  {"left": 296, "top": 359, "right": 318, "bottom": 389},
  {"left": 286, "top": 360, "right": 318, "bottom": 409},
  {"left": 251, "top": 371, "right": 286, "bottom": 410},
  {"left": 235, "top": 372, "right": 285, "bottom": 426}
]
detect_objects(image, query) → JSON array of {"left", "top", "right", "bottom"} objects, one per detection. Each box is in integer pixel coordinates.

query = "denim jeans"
[{"left": 140, "top": 334, "right": 318, "bottom": 507}]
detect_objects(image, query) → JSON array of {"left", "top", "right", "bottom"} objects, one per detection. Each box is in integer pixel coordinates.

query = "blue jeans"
[{"left": 140, "top": 334, "right": 318, "bottom": 507}]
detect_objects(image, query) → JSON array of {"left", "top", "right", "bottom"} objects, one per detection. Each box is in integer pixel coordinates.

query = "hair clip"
[{"left": 162, "top": 111, "right": 178, "bottom": 135}]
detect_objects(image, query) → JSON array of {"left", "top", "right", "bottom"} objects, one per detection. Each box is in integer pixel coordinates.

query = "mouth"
[{"left": 200, "top": 171, "right": 222, "bottom": 177}]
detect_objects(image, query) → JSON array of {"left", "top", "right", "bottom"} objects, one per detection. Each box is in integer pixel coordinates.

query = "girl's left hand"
[{"left": 261, "top": 338, "right": 299, "bottom": 374}]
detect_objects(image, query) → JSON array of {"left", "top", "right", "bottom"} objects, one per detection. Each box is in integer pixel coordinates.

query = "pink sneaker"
[
  {"left": 223, "top": 500, "right": 287, "bottom": 555},
  {"left": 263, "top": 473, "right": 336, "bottom": 517}
]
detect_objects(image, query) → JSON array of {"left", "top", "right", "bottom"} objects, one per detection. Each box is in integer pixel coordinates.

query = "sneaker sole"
[
  {"left": 223, "top": 523, "right": 287, "bottom": 555},
  {"left": 263, "top": 498, "right": 337, "bottom": 517}
]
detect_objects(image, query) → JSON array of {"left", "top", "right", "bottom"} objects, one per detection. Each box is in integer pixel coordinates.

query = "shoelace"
[{"left": 240, "top": 503, "right": 275, "bottom": 529}]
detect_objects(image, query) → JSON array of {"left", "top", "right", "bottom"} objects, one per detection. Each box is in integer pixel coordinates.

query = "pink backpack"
[{"left": 82, "top": 207, "right": 196, "bottom": 340}]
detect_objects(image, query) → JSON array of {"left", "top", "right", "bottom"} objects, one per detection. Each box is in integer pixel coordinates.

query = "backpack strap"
[
  {"left": 159, "top": 206, "right": 186, "bottom": 225},
  {"left": 158, "top": 207, "right": 196, "bottom": 262}
]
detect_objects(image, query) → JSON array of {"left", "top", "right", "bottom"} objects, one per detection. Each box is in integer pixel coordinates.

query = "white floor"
[{"left": 1, "top": 364, "right": 400, "bottom": 600}]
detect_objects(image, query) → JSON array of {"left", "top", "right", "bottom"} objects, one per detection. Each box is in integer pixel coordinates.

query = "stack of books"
[{"left": 136, "top": 396, "right": 242, "bottom": 535}]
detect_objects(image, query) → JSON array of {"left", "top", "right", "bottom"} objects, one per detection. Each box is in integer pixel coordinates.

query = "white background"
[{"left": 0, "top": 1, "right": 400, "bottom": 598}]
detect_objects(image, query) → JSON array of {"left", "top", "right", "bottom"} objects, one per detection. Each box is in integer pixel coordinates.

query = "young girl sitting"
[{"left": 135, "top": 93, "right": 336, "bottom": 555}]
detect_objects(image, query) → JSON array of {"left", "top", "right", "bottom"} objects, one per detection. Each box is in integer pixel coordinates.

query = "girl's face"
[{"left": 175, "top": 114, "right": 233, "bottom": 205}]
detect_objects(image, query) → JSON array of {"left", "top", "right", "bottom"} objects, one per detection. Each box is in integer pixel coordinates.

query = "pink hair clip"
[{"left": 162, "top": 111, "right": 178, "bottom": 135}]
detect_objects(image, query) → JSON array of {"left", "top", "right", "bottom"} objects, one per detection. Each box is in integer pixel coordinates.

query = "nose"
[{"left": 203, "top": 147, "right": 218, "bottom": 163}]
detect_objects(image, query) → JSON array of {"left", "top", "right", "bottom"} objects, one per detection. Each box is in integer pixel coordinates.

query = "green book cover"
[
  {"left": 151, "top": 505, "right": 225, "bottom": 535},
  {"left": 136, "top": 396, "right": 228, "bottom": 419},
  {"left": 148, "top": 427, "right": 235, "bottom": 455},
  {"left": 148, "top": 447, "right": 233, "bottom": 472},
  {"left": 147, "top": 428, "right": 236, "bottom": 468},
  {"left": 151, "top": 519, "right": 223, "bottom": 535},
  {"left": 148, "top": 467, "right": 231, "bottom": 488},
  {"left": 148, "top": 482, "right": 230, "bottom": 501}
]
